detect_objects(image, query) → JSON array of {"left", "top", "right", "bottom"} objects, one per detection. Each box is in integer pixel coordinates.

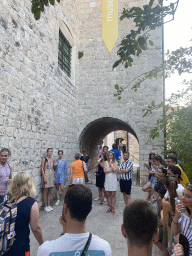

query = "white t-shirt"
[
  {"left": 164, "top": 183, "right": 184, "bottom": 199},
  {"left": 37, "top": 232, "right": 112, "bottom": 256}
]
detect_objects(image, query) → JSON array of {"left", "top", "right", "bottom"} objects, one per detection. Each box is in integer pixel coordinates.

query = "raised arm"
[
  {"left": 103, "top": 161, "right": 111, "bottom": 173},
  {"left": 94, "top": 162, "right": 100, "bottom": 169},
  {"left": 111, "top": 161, "right": 118, "bottom": 172}
]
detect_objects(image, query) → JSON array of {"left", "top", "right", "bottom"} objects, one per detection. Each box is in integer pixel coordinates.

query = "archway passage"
[{"left": 79, "top": 117, "right": 139, "bottom": 169}]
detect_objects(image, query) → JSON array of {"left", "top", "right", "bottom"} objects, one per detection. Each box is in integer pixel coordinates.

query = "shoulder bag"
[
  {"left": 82, "top": 161, "right": 89, "bottom": 183},
  {"left": 81, "top": 233, "right": 92, "bottom": 256}
]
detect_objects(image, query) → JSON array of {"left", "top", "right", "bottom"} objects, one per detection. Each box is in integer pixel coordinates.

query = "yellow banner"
[{"left": 102, "top": 0, "right": 118, "bottom": 53}]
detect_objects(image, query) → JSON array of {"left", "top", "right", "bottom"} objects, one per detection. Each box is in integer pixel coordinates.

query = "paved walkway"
[{"left": 30, "top": 173, "right": 161, "bottom": 256}]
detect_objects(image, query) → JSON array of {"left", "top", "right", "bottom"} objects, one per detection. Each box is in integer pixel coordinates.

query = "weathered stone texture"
[{"left": 0, "top": 0, "right": 163, "bottom": 204}]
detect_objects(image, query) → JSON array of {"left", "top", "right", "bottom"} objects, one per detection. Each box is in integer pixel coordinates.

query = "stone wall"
[
  {"left": 77, "top": 0, "right": 164, "bottom": 185},
  {"left": 0, "top": 0, "right": 164, "bottom": 206},
  {"left": 0, "top": 0, "right": 81, "bottom": 203}
]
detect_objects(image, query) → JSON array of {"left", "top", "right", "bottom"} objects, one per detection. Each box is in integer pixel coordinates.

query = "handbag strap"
[{"left": 81, "top": 233, "right": 92, "bottom": 256}]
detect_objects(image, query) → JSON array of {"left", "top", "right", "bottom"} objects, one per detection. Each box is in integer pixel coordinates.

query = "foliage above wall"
[{"left": 31, "top": 0, "right": 60, "bottom": 20}]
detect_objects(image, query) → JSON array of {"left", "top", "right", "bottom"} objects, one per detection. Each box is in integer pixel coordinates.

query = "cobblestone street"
[{"left": 30, "top": 171, "right": 161, "bottom": 256}]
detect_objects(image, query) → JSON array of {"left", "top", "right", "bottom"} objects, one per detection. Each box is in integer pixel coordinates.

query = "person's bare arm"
[
  {"left": 30, "top": 202, "right": 44, "bottom": 245},
  {"left": 53, "top": 161, "right": 57, "bottom": 167},
  {"left": 119, "top": 168, "right": 131, "bottom": 174},
  {"left": 69, "top": 169, "right": 73, "bottom": 184},
  {"left": 103, "top": 162, "right": 111, "bottom": 173},
  {"left": 7, "top": 173, "right": 12, "bottom": 185},
  {"left": 83, "top": 164, "right": 87, "bottom": 173},
  {"left": 171, "top": 204, "right": 183, "bottom": 236},
  {"left": 41, "top": 158, "right": 47, "bottom": 183},
  {"left": 111, "top": 162, "right": 118, "bottom": 172},
  {"left": 94, "top": 162, "right": 99, "bottom": 169}
]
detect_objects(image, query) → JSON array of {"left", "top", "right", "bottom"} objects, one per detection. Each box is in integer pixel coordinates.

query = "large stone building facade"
[{"left": 0, "top": 0, "right": 163, "bottom": 203}]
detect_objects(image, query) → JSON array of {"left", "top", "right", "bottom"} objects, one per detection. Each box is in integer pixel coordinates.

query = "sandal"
[
  {"left": 100, "top": 199, "right": 104, "bottom": 205},
  {"left": 106, "top": 207, "right": 111, "bottom": 213},
  {"left": 111, "top": 207, "right": 115, "bottom": 215}
]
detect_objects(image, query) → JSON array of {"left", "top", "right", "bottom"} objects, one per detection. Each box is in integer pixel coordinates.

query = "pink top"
[{"left": 0, "top": 163, "right": 12, "bottom": 196}]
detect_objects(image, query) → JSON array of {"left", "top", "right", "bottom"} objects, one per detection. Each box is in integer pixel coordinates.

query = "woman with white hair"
[
  {"left": 69, "top": 153, "right": 87, "bottom": 185},
  {"left": 4, "top": 172, "right": 44, "bottom": 256}
]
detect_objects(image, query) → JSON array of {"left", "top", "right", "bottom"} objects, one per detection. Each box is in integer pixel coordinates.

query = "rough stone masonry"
[{"left": 0, "top": 0, "right": 163, "bottom": 204}]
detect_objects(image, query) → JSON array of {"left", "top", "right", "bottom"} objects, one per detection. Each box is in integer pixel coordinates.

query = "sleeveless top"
[
  {"left": 4, "top": 197, "right": 36, "bottom": 256},
  {"left": 105, "top": 162, "right": 117, "bottom": 191},
  {"left": 98, "top": 164, "right": 105, "bottom": 177}
]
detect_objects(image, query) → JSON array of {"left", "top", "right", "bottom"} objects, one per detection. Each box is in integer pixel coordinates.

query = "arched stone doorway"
[{"left": 79, "top": 117, "right": 139, "bottom": 170}]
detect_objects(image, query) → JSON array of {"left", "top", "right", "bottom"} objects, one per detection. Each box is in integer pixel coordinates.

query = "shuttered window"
[{"left": 58, "top": 29, "right": 72, "bottom": 77}]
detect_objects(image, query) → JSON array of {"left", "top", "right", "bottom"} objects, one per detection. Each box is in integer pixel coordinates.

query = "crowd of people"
[
  {"left": 95, "top": 143, "right": 133, "bottom": 214},
  {"left": 141, "top": 151, "right": 191, "bottom": 256},
  {"left": 0, "top": 146, "right": 191, "bottom": 256}
]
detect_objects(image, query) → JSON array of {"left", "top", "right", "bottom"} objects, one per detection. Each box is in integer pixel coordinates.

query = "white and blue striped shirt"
[{"left": 119, "top": 160, "right": 133, "bottom": 180}]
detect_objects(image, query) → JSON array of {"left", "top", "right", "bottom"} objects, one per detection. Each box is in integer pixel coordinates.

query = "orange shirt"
[{"left": 70, "top": 159, "right": 85, "bottom": 178}]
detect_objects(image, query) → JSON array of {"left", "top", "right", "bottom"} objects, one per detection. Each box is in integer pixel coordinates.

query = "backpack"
[{"left": 0, "top": 195, "right": 17, "bottom": 255}]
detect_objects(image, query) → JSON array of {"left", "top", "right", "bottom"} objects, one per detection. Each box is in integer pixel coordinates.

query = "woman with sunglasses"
[
  {"left": 104, "top": 151, "right": 118, "bottom": 215},
  {"left": 171, "top": 183, "right": 192, "bottom": 256}
]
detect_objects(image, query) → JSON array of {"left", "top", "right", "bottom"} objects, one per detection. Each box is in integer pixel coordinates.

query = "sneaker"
[
  {"left": 94, "top": 197, "right": 100, "bottom": 201},
  {"left": 44, "top": 207, "right": 51, "bottom": 213},
  {"left": 55, "top": 200, "right": 60, "bottom": 206},
  {"left": 48, "top": 206, "right": 53, "bottom": 211},
  {"left": 104, "top": 198, "right": 107, "bottom": 202}
]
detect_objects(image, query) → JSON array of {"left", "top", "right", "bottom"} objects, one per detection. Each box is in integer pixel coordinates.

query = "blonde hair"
[{"left": 8, "top": 172, "right": 36, "bottom": 202}]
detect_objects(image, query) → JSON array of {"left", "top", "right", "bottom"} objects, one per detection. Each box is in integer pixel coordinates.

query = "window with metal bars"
[{"left": 58, "top": 29, "right": 72, "bottom": 77}]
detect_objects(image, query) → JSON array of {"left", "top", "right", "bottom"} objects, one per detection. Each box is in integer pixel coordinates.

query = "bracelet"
[{"left": 172, "top": 220, "right": 178, "bottom": 225}]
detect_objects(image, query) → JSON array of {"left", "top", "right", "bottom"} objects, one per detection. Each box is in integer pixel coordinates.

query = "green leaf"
[
  {"left": 114, "top": 84, "right": 119, "bottom": 90},
  {"left": 34, "top": 10, "right": 41, "bottom": 20},
  {"left": 149, "top": 40, "right": 153, "bottom": 46},
  {"left": 78, "top": 51, "right": 84, "bottom": 59},
  {"left": 49, "top": 0, "right": 55, "bottom": 5},
  {"left": 118, "top": 96, "right": 121, "bottom": 100},
  {"left": 124, "top": 62, "right": 129, "bottom": 68},
  {"left": 113, "top": 59, "right": 121, "bottom": 69}
]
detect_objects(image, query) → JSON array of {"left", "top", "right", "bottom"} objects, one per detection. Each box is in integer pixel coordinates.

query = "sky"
[{"left": 164, "top": 0, "right": 192, "bottom": 99}]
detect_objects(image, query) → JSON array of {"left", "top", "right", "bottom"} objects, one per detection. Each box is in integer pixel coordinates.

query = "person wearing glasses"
[{"left": 171, "top": 183, "right": 192, "bottom": 256}]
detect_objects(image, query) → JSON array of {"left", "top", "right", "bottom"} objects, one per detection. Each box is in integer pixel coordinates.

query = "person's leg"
[
  {"left": 60, "top": 184, "right": 65, "bottom": 199},
  {"left": 98, "top": 188, "right": 103, "bottom": 202},
  {"left": 47, "top": 187, "right": 52, "bottom": 207},
  {"left": 142, "top": 182, "right": 151, "bottom": 192},
  {"left": 106, "top": 191, "right": 112, "bottom": 212},
  {"left": 111, "top": 191, "right": 116, "bottom": 214},
  {"left": 103, "top": 188, "right": 108, "bottom": 202},
  {"left": 123, "top": 179, "right": 132, "bottom": 206},
  {"left": 123, "top": 193, "right": 131, "bottom": 205},
  {"left": 42, "top": 188, "right": 48, "bottom": 207},
  {"left": 55, "top": 184, "right": 60, "bottom": 201}
]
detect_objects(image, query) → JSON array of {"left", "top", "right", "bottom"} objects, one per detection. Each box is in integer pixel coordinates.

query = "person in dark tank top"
[{"left": 4, "top": 172, "right": 44, "bottom": 256}]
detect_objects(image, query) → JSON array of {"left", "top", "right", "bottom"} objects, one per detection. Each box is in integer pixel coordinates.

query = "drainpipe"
[{"left": 162, "top": 6, "right": 166, "bottom": 159}]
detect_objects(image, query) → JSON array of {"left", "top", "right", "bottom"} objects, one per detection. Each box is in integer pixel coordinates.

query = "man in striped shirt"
[{"left": 118, "top": 152, "right": 133, "bottom": 206}]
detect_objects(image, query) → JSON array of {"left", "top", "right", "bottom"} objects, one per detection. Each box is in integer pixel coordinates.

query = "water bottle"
[
  {"left": 3, "top": 178, "right": 10, "bottom": 190},
  {"left": 174, "top": 197, "right": 188, "bottom": 217}
]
